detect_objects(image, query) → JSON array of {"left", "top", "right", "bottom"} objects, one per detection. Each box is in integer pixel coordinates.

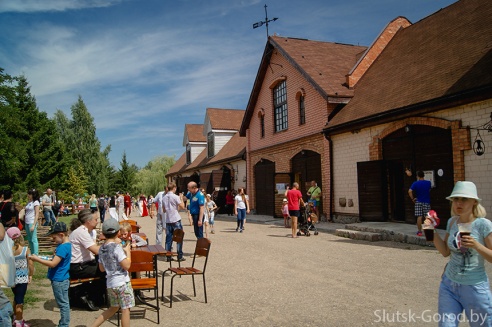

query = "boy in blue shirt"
[
  {"left": 30, "top": 222, "right": 71, "bottom": 327},
  {"left": 408, "top": 171, "right": 432, "bottom": 236}
]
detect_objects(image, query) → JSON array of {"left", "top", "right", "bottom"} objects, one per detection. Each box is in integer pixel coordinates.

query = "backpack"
[{"left": 98, "top": 198, "right": 105, "bottom": 208}]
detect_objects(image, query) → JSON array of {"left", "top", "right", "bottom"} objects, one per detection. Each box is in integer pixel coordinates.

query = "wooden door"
[
  {"left": 254, "top": 160, "right": 275, "bottom": 216},
  {"left": 357, "top": 160, "right": 388, "bottom": 221}
]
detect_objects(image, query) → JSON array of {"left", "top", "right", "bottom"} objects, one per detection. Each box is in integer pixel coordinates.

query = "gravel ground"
[{"left": 22, "top": 213, "right": 490, "bottom": 326}]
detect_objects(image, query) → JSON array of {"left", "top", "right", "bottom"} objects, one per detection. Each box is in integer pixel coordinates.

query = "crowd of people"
[{"left": 1, "top": 180, "right": 491, "bottom": 326}]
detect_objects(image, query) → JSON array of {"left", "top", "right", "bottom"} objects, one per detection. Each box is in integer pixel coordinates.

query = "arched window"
[
  {"left": 299, "top": 94, "right": 305, "bottom": 125},
  {"left": 273, "top": 80, "right": 288, "bottom": 132}
]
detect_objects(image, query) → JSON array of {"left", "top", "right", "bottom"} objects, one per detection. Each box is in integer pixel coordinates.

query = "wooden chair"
[
  {"left": 125, "top": 251, "right": 160, "bottom": 324},
  {"left": 160, "top": 229, "right": 185, "bottom": 300},
  {"left": 163, "top": 238, "right": 211, "bottom": 308}
]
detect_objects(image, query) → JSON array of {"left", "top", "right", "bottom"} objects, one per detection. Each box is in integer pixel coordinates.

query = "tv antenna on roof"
[{"left": 252, "top": 4, "right": 278, "bottom": 38}]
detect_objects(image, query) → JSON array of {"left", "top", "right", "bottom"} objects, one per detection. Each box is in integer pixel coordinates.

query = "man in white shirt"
[
  {"left": 153, "top": 190, "right": 166, "bottom": 245},
  {"left": 41, "top": 188, "right": 56, "bottom": 226},
  {"left": 162, "top": 183, "right": 185, "bottom": 261}
]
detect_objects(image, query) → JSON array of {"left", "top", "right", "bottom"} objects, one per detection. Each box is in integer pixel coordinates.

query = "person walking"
[
  {"left": 24, "top": 189, "right": 40, "bottom": 255},
  {"left": 186, "top": 182, "right": 205, "bottom": 239},
  {"left": 89, "top": 194, "right": 98, "bottom": 213},
  {"left": 285, "top": 183, "right": 305, "bottom": 238},
  {"left": 153, "top": 189, "right": 166, "bottom": 245},
  {"left": 97, "top": 194, "right": 106, "bottom": 224},
  {"left": 163, "top": 183, "right": 185, "bottom": 261},
  {"left": 234, "top": 188, "right": 250, "bottom": 233},
  {"left": 408, "top": 171, "right": 432, "bottom": 236},
  {"left": 432, "top": 181, "right": 492, "bottom": 326},
  {"left": 225, "top": 190, "right": 234, "bottom": 216}
]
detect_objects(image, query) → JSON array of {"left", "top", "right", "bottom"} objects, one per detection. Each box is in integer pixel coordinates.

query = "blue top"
[
  {"left": 409, "top": 179, "right": 431, "bottom": 203},
  {"left": 47, "top": 242, "right": 71, "bottom": 282},
  {"left": 186, "top": 191, "right": 205, "bottom": 215},
  {"left": 445, "top": 217, "right": 492, "bottom": 285}
]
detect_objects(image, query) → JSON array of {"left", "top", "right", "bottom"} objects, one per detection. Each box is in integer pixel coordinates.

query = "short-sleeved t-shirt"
[
  {"left": 286, "top": 189, "right": 303, "bottom": 210},
  {"left": 41, "top": 194, "right": 53, "bottom": 210},
  {"left": 69, "top": 225, "right": 96, "bottom": 263},
  {"left": 48, "top": 242, "right": 72, "bottom": 282},
  {"left": 163, "top": 192, "right": 182, "bottom": 223},
  {"left": 308, "top": 186, "right": 321, "bottom": 200},
  {"left": 24, "top": 200, "right": 40, "bottom": 225},
  {"left": 409, "top": 180, "right": 431, "bottom": 204},
  {"left": 235, "top": 195, "right": 248, "bottom": 210},
  {"left": 445, "top": 217, "right": 492, "bottom": 285},
  {"left": 186, "top": 191, "right": 205, "bottom": 215},
  {"left": 98, "top": 242, "right": 130, "bottom": 288},
  {"left": 99, "top": 242, "right": 130, "bottom": 288}
]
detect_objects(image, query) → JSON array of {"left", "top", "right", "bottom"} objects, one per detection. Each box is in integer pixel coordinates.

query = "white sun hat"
[{"left": 446, "top": 181, "right": 481, "bottom": 202}]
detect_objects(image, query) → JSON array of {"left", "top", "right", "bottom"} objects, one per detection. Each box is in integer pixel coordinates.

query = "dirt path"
[{"left": 22, "top": 212, "right": 478, "bottom": 326}]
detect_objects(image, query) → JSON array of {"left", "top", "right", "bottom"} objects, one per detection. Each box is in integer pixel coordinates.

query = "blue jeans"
[
  {"left": 165, "top": 221, "right": 183, "bottom": 259},
  {"left": 43, "top": 209, "right": 56, "bottom": 226},
  {"left": 0, "top": 301, "right": 13, "bottom": 327},
  {"left": 99, "top": 207, "right": 105, "bottom": 223},
  {"left": 52, "top": 279, "right": 70, "bottom": 327},
  {"left": 237, "top": 208, "right": 246, "bottom": 230},
  {"left": 438, "top": 274, "right": 492, "bottom": 327},
  {"left": 191, "top": 214, "right": 203, "bottom": 239},
  {"left": 25, "top": 223, "right": 38, "bottom": 255}
]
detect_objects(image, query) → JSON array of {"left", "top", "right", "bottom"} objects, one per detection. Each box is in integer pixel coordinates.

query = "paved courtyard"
[{"left": 25, "top": 212, "right": 492, "bottom": 326}]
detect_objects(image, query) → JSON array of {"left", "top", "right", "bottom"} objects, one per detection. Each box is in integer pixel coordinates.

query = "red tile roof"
[
  {"left": 207, "top": 108, "right": 245, "bottom": 131},
  {"left": 326, "top": 0, "right": 492, "bottom": 132},
  {"left": 185, "top": 124, "right": 206, "bottom": 143},
  {"left": 240, "top": 36, "right": 366, "bottom": 135}
]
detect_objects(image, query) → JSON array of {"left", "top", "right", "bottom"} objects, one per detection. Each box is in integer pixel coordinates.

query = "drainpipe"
[{"left": 323, "top": 132, "right": 334, "bottom": 222}]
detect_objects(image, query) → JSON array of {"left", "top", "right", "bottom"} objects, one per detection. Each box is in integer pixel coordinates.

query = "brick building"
[
  {"left": 239, "top": 36, "right": 367, "bottom": 218},
  {"left": 166, "top": 108, "right": 246, "bottom": 211},
  {"left": 323, "top": 0, "right": 492, "bottom": 227}
]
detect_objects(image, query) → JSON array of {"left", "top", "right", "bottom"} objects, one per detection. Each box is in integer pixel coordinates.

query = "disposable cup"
[
  {"left": 423, "top": 226, "right": 434, "bottom": 241},
  {"left": 458, "top": 223, "right": 472, "bottom": 238}
]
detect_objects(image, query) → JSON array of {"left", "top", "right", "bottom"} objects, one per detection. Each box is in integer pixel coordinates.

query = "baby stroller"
[{"left": 297, "top": 202, "right": 319, "bottom": 237}]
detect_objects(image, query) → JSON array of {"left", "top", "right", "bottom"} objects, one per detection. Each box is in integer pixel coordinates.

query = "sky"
[{"left": 0, "top": 0, "right": 457, "bottom": 168}]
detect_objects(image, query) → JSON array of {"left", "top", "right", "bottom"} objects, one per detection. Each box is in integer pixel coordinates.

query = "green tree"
[
  {"left": 65, "top": 163, "right": 88, "bottom": 203},
  {"left": 114, "top": 152, "right": 137, "bottom": 193},
  {"left": 134, "top": 155, "right": 175, "bottom": 195},
  {"left": 15, "top": 76, "right": 69, "bottom": 190}
]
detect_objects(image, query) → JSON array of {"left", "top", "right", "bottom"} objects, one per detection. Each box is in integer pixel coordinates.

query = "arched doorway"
[
  {"left": 382, "top": 124, "right": 454, "bottom": 226},
  {"left": 254, "top": 159, "right": 275, "bottom": 216},
  {"left": 291, "top": 150, "right": 322, "bottom": 215}
]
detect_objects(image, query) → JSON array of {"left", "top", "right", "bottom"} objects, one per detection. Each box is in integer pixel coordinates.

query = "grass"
[{"left": 3, "top": 263, "right": 49, "bottom": 308}]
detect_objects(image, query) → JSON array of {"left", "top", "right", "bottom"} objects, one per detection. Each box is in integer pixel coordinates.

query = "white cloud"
[{"left": 0, "top": 0, "right": 123, "bottom": 13}]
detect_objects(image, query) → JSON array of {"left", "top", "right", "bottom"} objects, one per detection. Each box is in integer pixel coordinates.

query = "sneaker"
[
  {"left": 235, "top": 228, "right": 239, "bottom": 232},
  {"left": 177, "top": 257, "right": 186, "bottom": 262},
  {"left": 239, "top": 229, "right": 243, "bottom": 233},
  {"left": 211, "top": 230, "right": 215, "bottom": 234},
  {"left": 416, "top": 231, "right": 423, "bottom": 237}
]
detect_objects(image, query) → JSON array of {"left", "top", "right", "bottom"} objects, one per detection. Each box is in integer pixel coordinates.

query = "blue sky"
[{"left": 0, "top": 0, "right": 456, "bottom": 168}]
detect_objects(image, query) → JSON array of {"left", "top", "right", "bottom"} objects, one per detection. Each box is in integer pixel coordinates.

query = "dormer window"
[
  {"left": 186, "top": 144, "right": 191, "bottom": 164},
  {"left": 273, "top": 80, "right": 288, "bottom": 132},
  {"left": 207, "top": 132, "right": 215, "bottom": 157}
]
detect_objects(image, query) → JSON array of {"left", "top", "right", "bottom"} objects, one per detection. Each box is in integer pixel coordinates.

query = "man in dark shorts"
[
  {"left": 284, "top": 182, "right": 305, "bottom": 238},
  {"left": 408, "top": 171, "right": 431, "bottom": 236}
]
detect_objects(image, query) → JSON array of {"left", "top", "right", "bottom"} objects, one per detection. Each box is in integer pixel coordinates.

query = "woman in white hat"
[{"left": 433, "top": 181, "right": 492, "bottom": 326}]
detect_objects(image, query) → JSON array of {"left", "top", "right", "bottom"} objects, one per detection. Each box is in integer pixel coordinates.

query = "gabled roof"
[
  {"left": 183, "top": 124, "right": 206, "bottom": 146},
  {"left": 166, "top": 152, "right": 186, "bottom": 176},
  {"left": 206, "top": 108, "right": 245, "bottom": 131},
  {"left": 207, "top": 132, "right": 246, "bottom": 164},
  {"left": 240, "top": 36, "right": 367, "bottom": 135},
  {"left": 325, "top": 0, "right": 492, "bottom": 133}
]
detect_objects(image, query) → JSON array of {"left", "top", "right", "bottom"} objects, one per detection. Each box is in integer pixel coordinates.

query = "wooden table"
[{"left": 131, "top": 244, "right": 167, "bottom": 255}]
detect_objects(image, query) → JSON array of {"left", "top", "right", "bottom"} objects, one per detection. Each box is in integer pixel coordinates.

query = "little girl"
[
  {"left": 7, "top": 227, "right": 34, "bottom": 327},
  {"left": 282, "top": 198, "right": 290, "bottom": 228},
  {"left": 205, "top": 194, "right": 217, "bottom": 236}
]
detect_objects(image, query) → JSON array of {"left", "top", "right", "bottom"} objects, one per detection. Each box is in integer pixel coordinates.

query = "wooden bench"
[{"left": 69, "top": 276, "right": 101, "bottom": 286}]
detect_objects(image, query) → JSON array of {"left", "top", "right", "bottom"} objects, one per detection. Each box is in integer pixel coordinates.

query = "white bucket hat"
[{"left": 446, "top": 181, "right": 481, "bottom": 202}]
